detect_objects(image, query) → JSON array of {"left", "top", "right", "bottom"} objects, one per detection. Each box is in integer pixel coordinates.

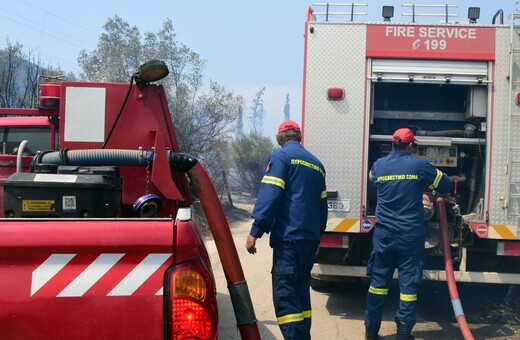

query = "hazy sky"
[{"left": 0, "top": 1, "right": 516, "bottom": 137}]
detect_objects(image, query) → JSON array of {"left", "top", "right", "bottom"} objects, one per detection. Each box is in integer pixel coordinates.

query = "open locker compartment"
[{"left": 365, "top": 76, "right": 488, "bottom": 262}]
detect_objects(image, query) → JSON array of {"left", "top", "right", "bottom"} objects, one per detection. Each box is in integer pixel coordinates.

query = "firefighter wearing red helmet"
[
  {"left": 246, "top": 120, "right": 328, "bottom": 339},
  {"left": 365, "top": 128, "right": 452, "bottom": 340}
]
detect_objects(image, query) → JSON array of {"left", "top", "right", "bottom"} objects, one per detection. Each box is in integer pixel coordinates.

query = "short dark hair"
[
  {"left": 393, "top": 141, "right": 415, "bottom": 151},
  {"left": 277, "top": 130, "right": 301, "bottom": 145}
]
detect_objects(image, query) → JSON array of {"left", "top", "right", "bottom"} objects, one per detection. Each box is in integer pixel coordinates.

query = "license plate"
[{"left": 327, "top": 199, "right": 350, "bottom": 212}]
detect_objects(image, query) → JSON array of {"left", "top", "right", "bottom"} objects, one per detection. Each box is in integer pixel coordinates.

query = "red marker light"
[{"left": 327, "top": 87, "right": 344, "bottom": 100}]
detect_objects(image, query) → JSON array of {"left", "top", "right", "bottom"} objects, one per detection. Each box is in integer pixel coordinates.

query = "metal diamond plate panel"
[
  {"left": 489, "top": 25, "right": 520, "bottom": 225},
  {"left": 303, "top": 23, "right": 367, "bottom": 222}
]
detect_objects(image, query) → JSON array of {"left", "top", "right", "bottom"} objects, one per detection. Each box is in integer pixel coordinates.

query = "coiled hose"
[{"left": 437, "top": 197, "right": 474, "bottom": 340}]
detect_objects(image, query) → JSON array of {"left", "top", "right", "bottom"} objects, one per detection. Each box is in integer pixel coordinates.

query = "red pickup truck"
[{"left": 0, "top": 61, "right": 258, "bottom": 339}]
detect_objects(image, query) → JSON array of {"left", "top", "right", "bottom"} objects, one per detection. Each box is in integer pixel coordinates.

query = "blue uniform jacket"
[
  {"left": 251, "top": 141, "right": 328, "bottom": 244},
  {"left": 370, "top": 150, "right": 452, "bottom": 238}
]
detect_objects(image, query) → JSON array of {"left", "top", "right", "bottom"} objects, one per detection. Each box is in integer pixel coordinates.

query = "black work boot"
[
  {"left": 365, "top": 327, "right": 379, "bottom": 340},
  {"left": 396, "top": 320, "right": 414, "bottom": 340}
]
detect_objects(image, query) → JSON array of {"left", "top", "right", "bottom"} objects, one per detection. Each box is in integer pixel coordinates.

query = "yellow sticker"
[{"left": 22, "top": 200, "right": 56, "bottom": 212}]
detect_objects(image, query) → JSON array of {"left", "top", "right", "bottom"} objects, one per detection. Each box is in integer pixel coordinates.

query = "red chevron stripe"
[
  {"left": 82, "top": 253, "right": 148, "bottom": 297},
  {"left": 32, "top": 254, "right": 93, "bottom": 298},
  {"left": 132, "top": 255, "right": 173, "bottom": 296}
]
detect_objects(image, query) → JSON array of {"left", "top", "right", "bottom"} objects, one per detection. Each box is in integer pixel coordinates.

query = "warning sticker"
[{"left": 23, "top": 200, "right": 56, "bottom": 212}]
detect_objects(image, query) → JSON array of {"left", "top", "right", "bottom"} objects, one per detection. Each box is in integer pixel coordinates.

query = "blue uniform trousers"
[
  {"left": 365, "top": 227, "right": 424, "bottom": 331},
  {"left": 272, "top": 240, "right": 319, "bottom": 340}
]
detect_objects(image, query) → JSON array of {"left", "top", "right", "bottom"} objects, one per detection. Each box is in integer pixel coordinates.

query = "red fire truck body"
[
  {"left": 0, "top": 62, "right": 246, "bottom": 339},
  {"left": 302, "top": 4, "right": 520, "bottom": 286}
]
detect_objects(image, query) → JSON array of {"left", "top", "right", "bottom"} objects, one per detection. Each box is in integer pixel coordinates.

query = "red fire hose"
[
  {"left": 188, "top": 162, "right": 261, "bottom": 340},
  {"left": 436, "top": 197, "right": 474, "bottom": 340}
]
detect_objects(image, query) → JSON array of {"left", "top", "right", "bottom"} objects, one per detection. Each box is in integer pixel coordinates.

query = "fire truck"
[
  {"left": 0, "top": 61, "right": 259, "bottom": 339},
  {"left": 303, "top": 3, "right": 520, "bottom": 287}
]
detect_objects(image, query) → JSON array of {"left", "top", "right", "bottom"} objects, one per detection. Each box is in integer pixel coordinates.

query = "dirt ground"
[{"left": 204, "top": 196, "right": 520, "bottom": 339}]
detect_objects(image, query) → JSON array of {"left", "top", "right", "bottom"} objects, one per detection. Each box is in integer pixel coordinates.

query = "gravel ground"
[{"left": 205, "top": 196, "right": 520, "bottom": 339}]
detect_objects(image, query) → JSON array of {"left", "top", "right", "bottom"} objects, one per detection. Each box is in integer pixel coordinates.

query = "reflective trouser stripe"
[
  {"left": 277, "top": 312, "right": 304, "bottom": 325},
  {"left": 400, "top": 293, "right": 417, "bottom": 302},
  {"left": 277, "top": 310, "right": 312, "bottom": 325},
  {"left": 368, "top": 286, "right": 389, "bottom": 296}
]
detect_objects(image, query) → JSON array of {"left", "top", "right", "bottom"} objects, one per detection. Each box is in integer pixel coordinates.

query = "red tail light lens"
[
  {"left": 171, "top": 298, "right": 212, "bottom": 339},
  {"left": 165, "top": 258, "right": 218, "bottom": 340}
]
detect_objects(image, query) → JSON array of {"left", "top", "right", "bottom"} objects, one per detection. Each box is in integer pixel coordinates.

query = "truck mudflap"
[{"left": 0, "top": 219, "right": 175, "bottom": 339}]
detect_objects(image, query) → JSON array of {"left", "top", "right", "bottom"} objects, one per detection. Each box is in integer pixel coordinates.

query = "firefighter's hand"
[{"left": 246, "top": 235, "right": 257, "bottom": 254}]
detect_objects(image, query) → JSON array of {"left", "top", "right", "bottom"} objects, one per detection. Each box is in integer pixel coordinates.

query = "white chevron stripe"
[
  {"left": 107, "top": 254, "right": 170, "bottom": 296},
  {"left": 58, "top": 253, "right": 125, "bottom": 297},
  {"left": 31, "top": 254, "right": 76, "bottom": 296}
]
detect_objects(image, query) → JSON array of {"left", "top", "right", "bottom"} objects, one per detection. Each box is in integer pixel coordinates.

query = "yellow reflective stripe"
[
  {"left": 400, "top": 293, "right": 417, "bottom": 302},
  {"left": 277, "top": 312, "right": 304, "bottom": 325},
  {"left": 489, "top": 225, "right": 517, "bottom": 240},
  {"left": 329, "top": 218, "right": 359, "bottom": 232},
  {"left": 369, "top": 170, "right": 373, "bottom": 182},
  {"left": 321, "top": 190, "right": 327, "bottom": 199},
  {"left": 429, "top": 169, "right": 443, "bottom": 190},
  {"left": 302, "top": 310, "right": 312, "bottom": 319},
  {"left": 368, "top": 286, "right": 388, "bottom": 295},
  {"left": 261, "top": 175, "right": 285, "bottom": 189}
]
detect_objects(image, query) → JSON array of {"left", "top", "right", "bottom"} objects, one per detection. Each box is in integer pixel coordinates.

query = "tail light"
[{"left": 165, "top": 258, "right": 218, "bottom": 340}]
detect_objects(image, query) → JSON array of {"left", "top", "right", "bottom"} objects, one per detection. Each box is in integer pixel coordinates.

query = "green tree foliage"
[
  {"left": 231, "top": 86, "right": 274, "bottom": 196},
  {"left": 0, "top": 40, "right": 69, "bottom": 108},
  {"left": 77, "top": 16, "right": 243, "bottom": 194},
  {"left": 0, "top": 42, "right": 25, "bottom": 107},
  {"left": 176, "top": 80, "right": 244, "bottom": 184},
  {"left": 78, "top": 16, "right": 142, "bottom": 82},
  {"left": 232, "top": 131, "right": 275, "bottom": 196},
  {"left": 142, "top": 19, "right": 204, "bottom": 105}
]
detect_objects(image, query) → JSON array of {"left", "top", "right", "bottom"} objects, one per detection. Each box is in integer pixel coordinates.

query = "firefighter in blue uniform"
[
  {"left": 246, "top": 120, "right": 328, "bottom": 340},
  {"left": 364, "top": 128, "right": 452, "bottom": 340}
]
